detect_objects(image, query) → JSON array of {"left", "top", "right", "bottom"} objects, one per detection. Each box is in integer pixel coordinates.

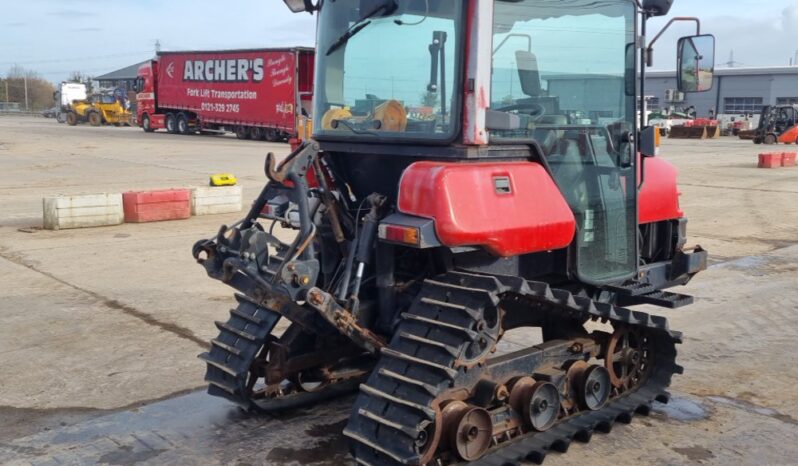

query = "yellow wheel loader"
[{"left": 66, "top": 94, "right": 133, "bottom": 127}]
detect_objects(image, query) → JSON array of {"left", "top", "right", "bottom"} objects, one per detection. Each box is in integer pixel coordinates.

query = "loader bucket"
[
  {"left": 668, "top": 125, "right": 708, "bottom": 139},
  {"left": 703, "top": 126, "right": 721, "bottom": 139}
]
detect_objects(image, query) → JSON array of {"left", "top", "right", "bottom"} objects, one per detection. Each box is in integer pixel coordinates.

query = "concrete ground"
[{"left": 0, "top": 116, "right": 797, "bottom": 465}]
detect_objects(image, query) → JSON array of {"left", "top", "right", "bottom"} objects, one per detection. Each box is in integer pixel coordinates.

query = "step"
[
  {"left": 620, "top": 290, "right": 694, "bottom": 309},
  {"left": 604, "top": 280, "right": 657, "bottom": 297}
]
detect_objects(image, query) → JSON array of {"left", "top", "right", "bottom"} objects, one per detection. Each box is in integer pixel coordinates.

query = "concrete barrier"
[
  {"left": 123, "top": 189, "right": 191, "bottom": 223},
  {"left": 758, "top": 153, "right": 783, "bottom": 169},
  {"left": 43, "top": 193, "right": 124, "bottom": 230},
  {"left": 191, "top": 185, "right": 242, "bottom": 216},
  {"left": 782, "top": 152, "right": 797, "bottom": 167}
]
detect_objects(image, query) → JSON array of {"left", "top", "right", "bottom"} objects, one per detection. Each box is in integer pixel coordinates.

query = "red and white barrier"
[{"left": 123, "top": 189, "right": 191, "bottom": 223}]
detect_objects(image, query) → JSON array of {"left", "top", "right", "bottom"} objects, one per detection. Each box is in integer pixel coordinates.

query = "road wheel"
[
  {"left": 66, "top": 112, "right": 78, "bottom": 126},
  {"left": 142, "top": 114, "right": 154, "bottom": 132},
  {"left": 165, "top": 113, "right": 177, "bottom": 134},
  {"left": 56, "top": 112, "right": 67, "bottom": 124},
  {"left": 235, "top": 126, "right": 250, "bottom": 140},
  {"left": 177, "top": 113, "right": 191, "bottom": 135},
  {"left": 764, "top": 134, "right": 777, "bottom": 145},
  {"left": 88, "top": 112, "right": 102, "bottom": 126}
]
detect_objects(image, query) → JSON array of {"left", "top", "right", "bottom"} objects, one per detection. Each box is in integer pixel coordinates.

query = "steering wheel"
[{"left": 494, "top": 102, "right": 547, "bottom": 122}]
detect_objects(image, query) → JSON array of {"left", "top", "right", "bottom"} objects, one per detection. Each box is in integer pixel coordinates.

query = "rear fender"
[
  {"left": 397, "top": 161, "right": 576, "bottom": 257},
  {"left": 639, "top": 157, "right": 683, "bottom": 224}
]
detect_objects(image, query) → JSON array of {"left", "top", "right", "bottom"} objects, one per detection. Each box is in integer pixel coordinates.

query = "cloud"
[
  {"left": 48, "top": 9, "right": 94, "bottom": 18},
  {"left": 6, "top": 22, "right": 26, "bottom": 27},
  {"left": 648, "top": 2, "right": 798, "bottom": 69},
  {"left": 71, "top": 27, "right": 103, "bottom": 32},
  {"left": 782, "top": 4, "right": 798, "bottom": 31}
]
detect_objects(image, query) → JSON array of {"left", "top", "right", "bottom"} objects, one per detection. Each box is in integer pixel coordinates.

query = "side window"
[{"left": 490, "top": 0, "right": 635, "bottom": 156}]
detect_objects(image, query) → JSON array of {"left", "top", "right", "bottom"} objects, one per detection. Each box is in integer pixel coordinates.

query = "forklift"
[{"left": 754, "top": 104, "right": 798, "bottom": 144}]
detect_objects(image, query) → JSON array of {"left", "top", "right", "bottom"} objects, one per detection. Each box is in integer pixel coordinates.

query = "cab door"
[{"left": 489, "top": 0, "right": 639, "bottom": 285}]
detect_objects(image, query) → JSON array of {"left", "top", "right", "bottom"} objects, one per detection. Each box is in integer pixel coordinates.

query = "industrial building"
[{"left": 646, "top": 66, "right": 798, "bottom": 118}]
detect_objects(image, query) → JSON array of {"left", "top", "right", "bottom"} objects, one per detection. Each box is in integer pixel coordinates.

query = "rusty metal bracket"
[
  {"left": 266, "top": 140, "right": 320, "bottom": 184},
  {"left": 305, "top": 287, "right": 386, "bottom": 354}
]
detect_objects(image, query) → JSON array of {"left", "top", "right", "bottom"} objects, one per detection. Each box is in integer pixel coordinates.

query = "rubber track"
[
  {"left": 199, "top": 294, "right": 281, "bottom": 410},
  {"left": 345, "top": 271, "right": 682, "bottom": 466}
]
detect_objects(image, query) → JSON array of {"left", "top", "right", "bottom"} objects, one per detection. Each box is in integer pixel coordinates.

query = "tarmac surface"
[{"left": 1, "top": 116, "right": 797, "bottom": 465}]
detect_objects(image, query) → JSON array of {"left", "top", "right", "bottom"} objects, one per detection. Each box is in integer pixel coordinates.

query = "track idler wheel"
[
  {"left": 451, "top": 406, "right": 493, "bottom": 461},
  {"left": 578, "top": 365, "right": 611, "bottom": 411}
]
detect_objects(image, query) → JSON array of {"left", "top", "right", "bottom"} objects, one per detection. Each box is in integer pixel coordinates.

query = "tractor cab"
[{"left": 304, "top": 0, "right": 714, "bottom": 284}]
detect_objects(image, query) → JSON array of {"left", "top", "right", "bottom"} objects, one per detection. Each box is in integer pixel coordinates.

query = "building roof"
[
  {"left": 648, "top": 66, "right": 798, "bottom": 79},
  {"left": 95, "top": 61, "right": 150, "bottom": 82}
]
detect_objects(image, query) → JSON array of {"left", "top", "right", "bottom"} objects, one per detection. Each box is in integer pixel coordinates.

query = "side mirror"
[
  {"left": 283, "top": 0, "right": 319, "bottom": 13},
  {"left": 642, "top": 0, "right": 673, "bottom": 16},
  {"left": 677, "top": 34, "right": 715, "bottom": 93}
]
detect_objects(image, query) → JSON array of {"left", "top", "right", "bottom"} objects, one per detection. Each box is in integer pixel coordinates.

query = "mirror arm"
[{"left": 646, "top": 17, "right": 701, "bottom": 67}]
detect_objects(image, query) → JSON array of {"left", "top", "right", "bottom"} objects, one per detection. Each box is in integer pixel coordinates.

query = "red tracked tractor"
[{"left": 194, "top": 0, "right": 714, "bottom": 464}]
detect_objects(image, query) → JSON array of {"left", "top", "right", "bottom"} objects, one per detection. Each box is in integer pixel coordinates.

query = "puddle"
[
  {"left": 651, "top": 396, "right": 709, "bottom": 422},
  {"left": 707, "top": 396, "right": 798, "bottom": 426},
  {"left": 710, "top": 253, "right": 798, "bottom": 277},
  {"left": 673, "top": 445, "right": 716, "bottom": 462},
  {"left": 0, "top": 390, "right": 355, "bottom": 465},
  {"left": 710, "top": 255, "right": 767, "bottom": 271}
]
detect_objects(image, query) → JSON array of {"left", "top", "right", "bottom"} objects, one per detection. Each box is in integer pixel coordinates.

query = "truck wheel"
[
  {"left": 88, "top": 112, "right": 103, "bottom": 127},
  {"left": 166, "top": 113, "right": 177, "bottom": 134},
  {"left": 66, "top": 112, "right": 78, "bottom": 126},
  {"left": 265, "top": 128, "right": 279, "bottom": 142},
  {"left": 764, "top": 134, "right": 777, "bottom": 145},
  {"left": 142, "top": 114, "right": 154, "bottom": 132},
  {"left": 250, "top": 127, "right": 265, "bottom": 140},
  {"left": 235, "top": 126, "right": 250, "bottom": 140},
  {"left": 177, "top": 113, "right": 191, "bottom": 135}
]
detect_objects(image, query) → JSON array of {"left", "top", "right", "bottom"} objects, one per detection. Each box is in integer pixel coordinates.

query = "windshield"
[{"left": 314, "top": 0, "right": 463, "bottom": 141}]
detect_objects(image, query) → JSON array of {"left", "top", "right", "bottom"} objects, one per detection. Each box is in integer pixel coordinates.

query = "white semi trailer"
[{"left": 54, "top": 82, "right": 87, "bottom": 123}]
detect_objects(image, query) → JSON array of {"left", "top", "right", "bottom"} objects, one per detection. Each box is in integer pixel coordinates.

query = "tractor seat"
[{"left": 532, "top": 115, "right": 569, "bottom": 155}]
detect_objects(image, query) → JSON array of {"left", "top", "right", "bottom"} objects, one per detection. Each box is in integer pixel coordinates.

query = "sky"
[{"left": 3, "top": 0, "right": 798, "bottom": 83}]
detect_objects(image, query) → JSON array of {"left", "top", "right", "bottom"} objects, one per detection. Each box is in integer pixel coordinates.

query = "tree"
[
  {"left": 420, "top": 90, "right": 439, "bottom": 108},
  {"left": 2, "top": 66, "right": 55, "bottom": 111},
  {"left": 69, "top": 71, "right": 94, "bottom": 94}
]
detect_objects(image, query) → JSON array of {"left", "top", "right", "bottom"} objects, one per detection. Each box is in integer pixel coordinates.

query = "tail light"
[{"left": 378, "top": 224, "right": 420, "bottom": 246}]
